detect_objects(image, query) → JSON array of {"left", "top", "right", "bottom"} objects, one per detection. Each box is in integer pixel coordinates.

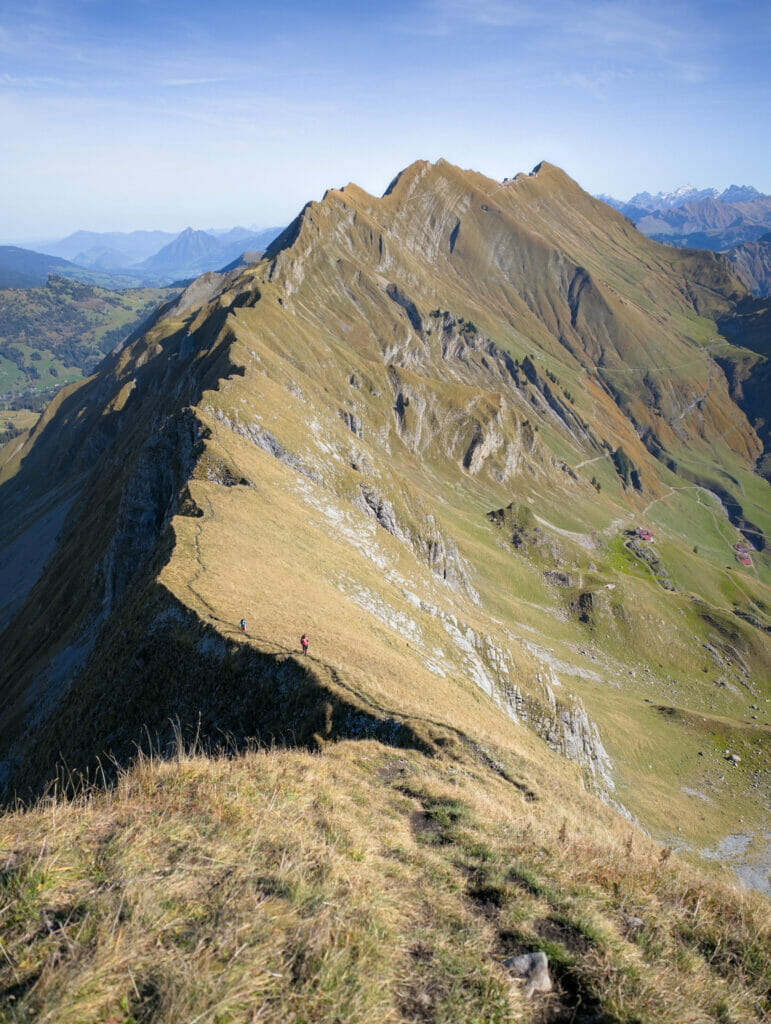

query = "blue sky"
[{"left": 1, "top": 0, "right": 769, "bottom": 238}]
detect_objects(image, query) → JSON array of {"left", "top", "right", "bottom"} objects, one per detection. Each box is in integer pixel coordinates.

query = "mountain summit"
[
  {"left": 138, "top": 226, "right": 224, "bottom": 275},
  {"left": 627, "top": 184, "right": 719, "bottom": 209},
  {"left": 1, "top": 156, "right": 768, "bottom": 866}
]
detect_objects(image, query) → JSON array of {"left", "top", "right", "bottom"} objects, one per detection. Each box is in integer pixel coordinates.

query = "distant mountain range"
[
  {"left": 0, "top": 247, "right": 83, "bottom": 289},
  {"left": 0, "top": 246, "right": 152, "bottom": 290},
  {"left": 135, "top": 226, "right": 284, "bottom": 281},
  {"left": 42, "top": 229, "right": 177, "bottom": 265},
  {"left": 40, "top": 224, "right": 284, "bottom": 279},
  {"left": 598, "top": 184, "right": 765, "bottom": 214},
  {"left": 0, "top": 247, "right": 160, "bottom": 292},
  {"left": 597, "top": 184, "right": 771, "bottom": 295},
  {"left": 0, "top": 225, "right": 285, "bottom": 290}
]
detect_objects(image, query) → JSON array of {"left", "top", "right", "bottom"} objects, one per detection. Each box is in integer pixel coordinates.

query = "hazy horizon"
[
  {"left": 2, "top": 0, "right": 769, "bottom": 238},
  {"left": 3, "top": 170, "right": 768, "bottom": 250},
  {"left": 1, "top": 224, "right": 286, "bottom": 248}
]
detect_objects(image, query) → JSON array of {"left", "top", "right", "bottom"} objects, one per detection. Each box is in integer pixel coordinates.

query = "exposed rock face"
[
  {"left": 213, "top": 409, "right": 322, "bottom": 484},
  {"left": 356, "top": 485, "right": 403, "bottom": 539},
  {"left": 547, "top": 698, "right": 615, "bottom": 791},
  {"left": 416, "top": 514, "right": 477, "bottom": 597},
  {"left": 100, "top": 409, "right": 204, "bottom": 616},
  {"left": 511, "top": 682, "right": 615, "bottom": 794},
  {"left": 386, "top": 283, "right": 423, "bottom": 332},
  {"left": 574, "top": 591, "right": 595, "bottom": 623},
  {"left": 487, "top": 502, "right": 564, "bottom": 561},
  {"left": 626, "top": 536, "right": 675, "bottom": 590},
  {"left": 728, "top": 234, "right": 771, "bottom": 297},
  {"left": 341, "top": 410, "right": 363, "bottom": 437},
  {"left": 544, "top": 571, "right": 574, "bottom": 587},
  {"left": 487, "top": 502, "right": 536, "bottom": 548}
]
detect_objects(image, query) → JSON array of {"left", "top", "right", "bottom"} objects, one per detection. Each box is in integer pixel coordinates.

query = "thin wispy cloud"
[
  {"left": 429, "top": 0, "right": 543, "bottom": 27},
  {"left": 162, "top": 77, "right": 233, "bottom": 88},
  {"left": 0, "top": 71, "right": 82, "bottom": 90},
  {"left": 570, "top": 1, "right": 687, "bottom": 51},
  {"left": 558, "top": 68, "right": 632, "bottom": 100},
  {"left": 434, "top": 0, "right": 705, "bottom": 63}
]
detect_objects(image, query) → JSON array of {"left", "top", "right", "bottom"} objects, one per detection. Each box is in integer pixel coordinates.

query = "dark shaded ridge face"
[
  {"left": 715, "top": 295, "right": 771, "bottom": 479},
  {"left": 6, "top": 586, "right": 434, "bottom": 803},
  {"left": 0, "top": 287, "right": 250, "bottom": 769}
]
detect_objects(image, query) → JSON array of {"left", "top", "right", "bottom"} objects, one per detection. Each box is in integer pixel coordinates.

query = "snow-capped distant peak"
[{"left": 627, "top": 185, "right": 718, "bottom": 210}]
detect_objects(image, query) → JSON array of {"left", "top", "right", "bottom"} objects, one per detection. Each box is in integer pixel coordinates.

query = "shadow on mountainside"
[
  {"left": 0, "top": 307, "right": 254, "bottom": 760},
  {"left": 715, "top": 295, "right": 771, "bottom": 481},
  {"left": 2, "top": 584, "right": 437, "bottom": 805}
]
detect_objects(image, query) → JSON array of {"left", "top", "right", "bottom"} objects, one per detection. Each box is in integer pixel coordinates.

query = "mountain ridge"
[
  {"left": 0, "top": 245, "right": 99, "bottom": 289},
  {"left": 40, "top": 228, "right": 177, "bottom": 263},
  {"left": 8, "top": 226, "right": 288, "bottom": 287},
  {"left": 0, "top": 159, "right": 768, "bottom": 902},
  {"left": 602, "top": 183, "right": 767, "bottom": 214},
  {"left": 0, "top": 155, "right": 768, "bottom": 1022},
  {"left": 137, "top": 225, "right": 285, "bottom": 280}
]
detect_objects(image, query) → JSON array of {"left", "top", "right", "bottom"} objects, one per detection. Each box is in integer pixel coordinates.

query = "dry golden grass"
[{"left": 1, "top": 735, "right": 767, "bottom": 1023}]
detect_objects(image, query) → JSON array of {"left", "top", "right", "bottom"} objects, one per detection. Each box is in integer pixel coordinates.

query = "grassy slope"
[
  {"left": 0, "top": 740, "right": 767, "bottom": 1024},
  {"left": 199, "top": 166, "right": 770, "bottom": 861},
  {"left": 147, "top": 252, "right": 768, "bottom": 873},
  {"left": 0, "top": 408, "right": 38, "bottom": 438},
  {"left": 222, "top": 406, "right": 769, "bottom": 851}
]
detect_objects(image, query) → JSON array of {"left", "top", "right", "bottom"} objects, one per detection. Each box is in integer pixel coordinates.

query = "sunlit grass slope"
[{"left": 1, "top": 738, "right": 768, "bottom": 1024}]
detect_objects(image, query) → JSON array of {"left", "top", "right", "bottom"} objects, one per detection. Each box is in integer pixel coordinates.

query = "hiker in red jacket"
[{"left": 301, "top": 633, "right": 309, "bottom": 656}]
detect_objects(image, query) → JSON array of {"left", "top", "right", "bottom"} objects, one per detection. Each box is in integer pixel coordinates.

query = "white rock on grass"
[{"left": 502, "top": 951, "right": 552, "bottom": 996}]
